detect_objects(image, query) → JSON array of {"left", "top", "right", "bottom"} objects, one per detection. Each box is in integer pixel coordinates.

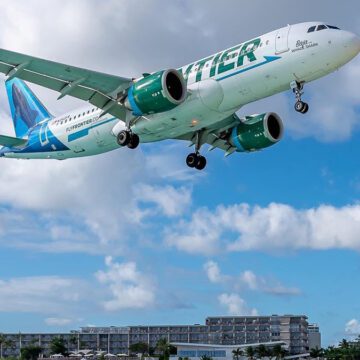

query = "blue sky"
[{"left": 0, "top": 0, "right": 359, "bottom": 348}]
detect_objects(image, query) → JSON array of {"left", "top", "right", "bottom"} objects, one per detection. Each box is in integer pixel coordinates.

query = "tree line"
[{"left": 1, "top": 335, "right": 360, "bottom": 360}]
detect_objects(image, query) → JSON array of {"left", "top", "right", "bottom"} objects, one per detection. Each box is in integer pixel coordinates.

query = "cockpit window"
[
  {"left": 317, "top": 25, "right": 328, "bottom": 31},
  {"left": 327, "top": 25, "right": 340, "bottom": 30},
  {"left": 307, "top": 26, "right": 316, "bottom": 33}
]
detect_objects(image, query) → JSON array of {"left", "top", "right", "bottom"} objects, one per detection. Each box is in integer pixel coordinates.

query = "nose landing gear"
[{"left": 291, "top": 81, "right": 309, "bottom": 114}]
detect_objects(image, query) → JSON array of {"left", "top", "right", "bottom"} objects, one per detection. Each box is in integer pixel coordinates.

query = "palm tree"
[
  {"left": 271, "top": 345, "right": 288, "bottom": 360},
  {"left": 232, "top": 348, "right": 243, "bottom": 360},
  {"left": 156, "top": 338, "right": 176, "bottom": 360},
  {"left": 310, "top": 347, "right": 324, "bottom": 359},
  {"left": 0, "top": 334, "right": 13, "bottom": 358},
  {"left": 246, "top": 346, "right": 255, "bottom": 360},
  {"left": 255, "top": 345, "right": 268, "bottom": 359},
  {"left": 69, "top": 335, "right": 78, "bottom": 352}
]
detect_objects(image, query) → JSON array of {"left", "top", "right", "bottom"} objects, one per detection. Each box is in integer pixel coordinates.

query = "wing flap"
[
  {"left": 175, "top": 113, "right": 241, "bottom": 157},
  {"left": 0, "top": 49, "right": 131, "bottom": 121},
  {"left": 0, "top": 134, "right": 27, "bottom": 148}
]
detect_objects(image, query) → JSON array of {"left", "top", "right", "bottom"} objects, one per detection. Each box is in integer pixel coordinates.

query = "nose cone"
[{"left": 343, "top": 31, "right": 360, "bottom": 57}]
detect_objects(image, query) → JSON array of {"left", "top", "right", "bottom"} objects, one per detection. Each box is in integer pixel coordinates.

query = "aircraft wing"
[
  {"left": 0, "top": 49, "right": 132, "bottom": 120},
  {"left": 176, "top": 113, "right": 241, "bottom": 157}
]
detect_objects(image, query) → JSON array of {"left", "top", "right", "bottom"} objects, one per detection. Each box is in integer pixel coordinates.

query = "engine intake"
[
  {"left": 125, "top": 69, "right": 186, "bottom": 116},
  {"left": 228, "top": 112, "right": 284, "bottom": 152}
]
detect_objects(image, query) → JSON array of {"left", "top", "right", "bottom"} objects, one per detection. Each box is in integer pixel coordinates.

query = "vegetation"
[
  {"left": 232, "top": 348, "right": 243, "bottom": 360},
  {"left": 0, "top": 335, "right": 13, "bottom": 359},
  {"left": 49, "top": 337, "right": 68, "bottom": 356},
  {"left": 156, "top": 338, "right": 176, "bottom": 360},
  {"left": 314, "top": 337, "right": 360, "bottom": 360},
  {"left": 246, "top": 347, "right": 255, "bottom": 360},
  {"left": 20, "top": 344, "right": 42, "bottom": 360},
  {"left": 129, "top": 342, "right": 150, "bottom": 356}
]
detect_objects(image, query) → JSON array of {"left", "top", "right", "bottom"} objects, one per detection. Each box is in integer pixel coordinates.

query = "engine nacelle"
[
  {"left": 125, "top": 69, "right": 186, "bottom": 116},
  {"left": 228, "top": 112, "right": 284, "bottom": 152}
]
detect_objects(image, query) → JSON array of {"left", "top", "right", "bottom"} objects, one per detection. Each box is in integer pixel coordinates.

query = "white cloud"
[
  {"left": 241, "top": 271, "right": 258, "bottom": 291},
  {"left": 0, "top": 276, "right": 84, "bottom": 313},
  {"left": 218, "top": 293, "right": 258, "bottom": 316},
  {"left": 135, "top": 184, "right": 192, "bottom": 217},
  {"left": 167, "top": 203, "right": 360, "bottom": 255},
  {"left": 345, "top": 319, "right": 360, "bottom": 335},
  {"left": 95, "top": 257, "right": 155, "bottom": 311},
  {"left": 204, "top": 261, "right": 224, "bottom": 283},
  {"left": 45, "top": 317, "right": 73, "bottom": 326},
  {"left": 204, "top": 261, "right": 300, "bottom": 297}
]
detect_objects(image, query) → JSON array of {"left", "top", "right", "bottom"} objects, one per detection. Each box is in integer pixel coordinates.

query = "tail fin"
[{"left": 5, "top": 78, "right": 52, "bottom": 138}]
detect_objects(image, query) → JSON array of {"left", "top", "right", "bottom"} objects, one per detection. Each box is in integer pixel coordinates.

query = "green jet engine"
[
  {"left": 227, "top": 112, "right": 284, "bottom": 152},
  {"left": 125, "top": 69, "right": 186, "bottom": 116}
]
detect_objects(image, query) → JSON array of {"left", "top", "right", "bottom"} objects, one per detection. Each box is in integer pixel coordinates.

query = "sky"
[{"left": 0, "top": 0, "right": 359, "bottom": 347}]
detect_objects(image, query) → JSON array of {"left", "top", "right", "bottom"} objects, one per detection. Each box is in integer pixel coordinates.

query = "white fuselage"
[{"left": 5, "top": 22, "right": 360, "bottom": 160}]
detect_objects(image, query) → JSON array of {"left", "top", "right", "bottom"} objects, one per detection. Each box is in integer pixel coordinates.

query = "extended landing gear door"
[{"left": 275, "top": 25, "right": 291, "bottom": 54}]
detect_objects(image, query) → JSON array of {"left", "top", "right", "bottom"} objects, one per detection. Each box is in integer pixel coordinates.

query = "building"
[
  {"left": 307, "top": 324, "right": 321, "bottom": 350},
  {"left": 0, "top": 315, "right": 313, "bottom": 358},
  {"left": 172, "top": 341, "right": 289, "bottom": 360}
]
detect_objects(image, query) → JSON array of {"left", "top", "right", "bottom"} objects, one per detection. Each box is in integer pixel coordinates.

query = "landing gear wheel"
[
  {"left": 291, "top": 81, "right": 309, "bottom": 115},
  {"left": 195, "top": 155, "right": 207, "bottom": 170},
  {"left": 127, "top": 133, "right": 140, "bottom": 149},
  {"left": 301, "top": 103, "right": 309, "bottom": 114},
  {"left": 117, "top": 130, "right": 131, "bottom": 146},
  {"left": 186, "top": 153, "right": 198, "bottom": 168},
  {"left": 295, "top": 101, "right": 309, "bottom": 114}
]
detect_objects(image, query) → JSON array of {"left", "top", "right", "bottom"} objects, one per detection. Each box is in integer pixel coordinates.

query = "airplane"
[{"left": 0, "top": 21, "right": 359, "bottom": 170}]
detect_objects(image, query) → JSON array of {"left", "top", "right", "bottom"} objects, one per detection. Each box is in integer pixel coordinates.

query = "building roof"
[{"left": 171, "top": 341, "right": 287, "bottom": 349}]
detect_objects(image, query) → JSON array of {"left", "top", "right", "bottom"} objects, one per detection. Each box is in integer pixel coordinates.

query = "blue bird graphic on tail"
[{"left": 6, "top": 78, "right": 52, "bottom": 138}]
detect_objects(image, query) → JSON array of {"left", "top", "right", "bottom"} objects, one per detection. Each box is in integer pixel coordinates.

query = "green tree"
[
  {"left": 0, "top": 334, "right": 13, "bottom": 358},
  {"left": 69, "top": 335, "right": 78, "bottom": 352},
  {"left": 246, "top": 347, "right": 255, "bottom": 360},
  {"left": 255, "top": 345, "right": 268, "bottom": 359},
  {"left": 232, "top": 348, "right": 243, "bottom": 360},
  {"left": 310, "top": 347, "right": 324, "bottom": 359},
  {"left": 129, "top": 342, "right": 150, "bottom": 356},
  {"left": 270, "top": 345, "right": 287, "bottom": 360},
  {"left": 20, "top": 344, "right": 43, "bottom": 360},
  {"left": 200, "top": 356, "right": 213, "bottom": 360},
  {"left": 49, "top": 337, "right": 68, "bottom": 356},
  {"left": 156, "top": 338, "right": 177, "bottom": 360}
]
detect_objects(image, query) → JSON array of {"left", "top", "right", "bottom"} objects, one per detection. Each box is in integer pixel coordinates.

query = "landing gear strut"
[
  {"left": 186, "top": 130, "right": 207, "bottom": 170},
  {"left": 117, "top": 130, "right": 140, "bottom": 149},
  {"left": 291, "top": 81, "right": 309, "bottom": 114}
]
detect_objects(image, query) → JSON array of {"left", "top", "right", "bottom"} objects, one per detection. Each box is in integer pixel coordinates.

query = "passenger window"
[
  {"left": 317, "top": 25, "right": 328, "bottom": 31},
  {"left": 308, "top": 26, "right": 316, "bottom": 33}
]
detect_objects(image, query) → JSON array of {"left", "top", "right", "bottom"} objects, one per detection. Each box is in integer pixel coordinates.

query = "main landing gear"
[
  {"left": 117, "top": 130, "right": 140, "bottom": 149},
  {"left": 186, "top": 152, "right": 207, "bottom": 170},
  {"left": 291, "top": 81, "right": 309, "bottom": 114},
  {"left": 186, "top": 130, "right": 207, "bottom": 171}
]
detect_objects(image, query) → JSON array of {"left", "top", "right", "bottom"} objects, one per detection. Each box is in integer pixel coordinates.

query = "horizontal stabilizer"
[{"left": 0, "top": 134, "right": 27, "bottom": 147}]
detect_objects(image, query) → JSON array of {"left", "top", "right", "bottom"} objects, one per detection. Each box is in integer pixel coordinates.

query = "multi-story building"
[
  {"left": 307, "top": 324, "right": 321, "bottom": 350},
  {"left": 0, "top": 315, "right": 312, "bottom": 358}
]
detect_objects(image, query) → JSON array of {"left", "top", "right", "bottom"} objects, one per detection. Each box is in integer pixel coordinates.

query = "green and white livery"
[{"left": 0, "top": 22, "right": 359, "bottom": 170}]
